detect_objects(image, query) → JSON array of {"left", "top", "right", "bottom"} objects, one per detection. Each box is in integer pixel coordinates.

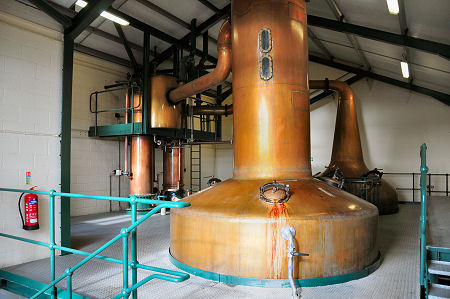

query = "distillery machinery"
[
  {"left": 88, "top": 19, "right": 233, "bottom": 211},
  {"left": 170, "top": 0, "right": 380, "bottom": 287},
  {"left": 311, "top": 80, "right": 399, "bottom": 214}
]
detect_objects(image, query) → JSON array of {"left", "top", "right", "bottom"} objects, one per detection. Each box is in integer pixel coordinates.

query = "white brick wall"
[
  {"left": 0, "top": 13, "right": 62, "bottom": 267},
  {"left": 70, "top": 53, "right": 131, "bottom": 216}
]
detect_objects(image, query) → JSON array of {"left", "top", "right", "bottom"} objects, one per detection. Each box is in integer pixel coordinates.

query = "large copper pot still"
[
  {"left": 170, "top": 0, "right": 379, "bottom": 283},
  {"left": 311, "top": 80, "right": 399, "bottom": 214}
]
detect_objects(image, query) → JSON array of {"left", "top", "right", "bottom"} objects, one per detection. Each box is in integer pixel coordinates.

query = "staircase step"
[
  {"left": 429, "top": 261, "right": 450, "bottom": 276},
  {"left": 429, "top": 283, "right": 450, "bottom": 299}
]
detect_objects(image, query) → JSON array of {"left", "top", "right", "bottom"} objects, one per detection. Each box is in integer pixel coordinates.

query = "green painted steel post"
[
  {"left": 49, "top": 190, "right": 56, "bottom": 299},
  {"left": 61, "top": 35, "right": 73, "bottom": 251},
  {"left": 122, "top": 229, "right": 129, "bottom": 298},
  {"left": 66, "top": 269, "right": 72, "bottom": 299},
  {"left": 419, "top": 143, "right": 428, "bottom": 288},
  {"left": 142, "top": 32, "right": 150, "bottom": 134},
  {"left": 131, "top": 198, "right": 138, "bottom": 299}
]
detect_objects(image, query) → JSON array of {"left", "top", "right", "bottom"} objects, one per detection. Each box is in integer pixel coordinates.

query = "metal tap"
[{"left": 281, "top": 225, "right": 309, "bottom": 299}]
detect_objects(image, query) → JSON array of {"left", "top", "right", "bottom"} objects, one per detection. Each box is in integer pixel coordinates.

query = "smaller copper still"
[
  {"left": 310, "top": 80, "right": 399, "bottom": 214},
  {"left": 163, "top": 143, "right": 185, "bottom": 193},
  {"left": 127, "top": 88, "right": 155, "bottom": 199}
]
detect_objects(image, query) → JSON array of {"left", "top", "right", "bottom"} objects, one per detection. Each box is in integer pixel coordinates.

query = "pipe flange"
[{"left": 260, "top": 180, "right": 290, "bottom": 204}]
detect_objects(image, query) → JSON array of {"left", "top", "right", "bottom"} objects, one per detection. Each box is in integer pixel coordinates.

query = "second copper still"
[
  {"left": 311, "top": 80, "right": 399, "bottom": 215},
  {"left": 170, "top": 0, "right": 380, "bottom": 286},
  {"left": 126, "top": 75, "right": 181, "bottom": 206}
]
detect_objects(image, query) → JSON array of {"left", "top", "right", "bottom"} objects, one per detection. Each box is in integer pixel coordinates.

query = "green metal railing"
[
  {"left": 0, "top": 188, "right": 190, "bottom": 298},
  {"left": 89, "top": 86, "right": 142, "bottom": 136},
  {"left": 419, "top": 143, "right": 428, "bottom": 293}
]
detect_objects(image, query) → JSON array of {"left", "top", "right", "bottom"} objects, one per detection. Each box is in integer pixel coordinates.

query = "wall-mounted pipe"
[
  {"left": 167, "top": 19, "right": 232, "bottom": 104},
  {"left": 192, "top": 104, "right": 233, "bottom": 115}
]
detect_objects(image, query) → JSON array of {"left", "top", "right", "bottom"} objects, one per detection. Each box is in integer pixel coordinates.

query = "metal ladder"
[{"left": 190, "top": 144, "right": 201, "bottom": 192}]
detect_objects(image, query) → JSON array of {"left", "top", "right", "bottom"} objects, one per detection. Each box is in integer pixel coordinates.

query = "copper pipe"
[
  {"left": 167, "top": 19, "right": 232, "bottom": 104},
  {"left": 309, "top": 80, "right": 364, "bottom": 170},
  {"left": 192, "top": 104, "right": 233, "bottom": 115}
]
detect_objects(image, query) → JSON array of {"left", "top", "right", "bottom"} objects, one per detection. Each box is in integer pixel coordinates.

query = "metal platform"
[
  {"left": 2, "top": 204, "right": 420, "bottom": 299},
  {"left": 88, "top": 123, "right": 217, "bottom": 141}
]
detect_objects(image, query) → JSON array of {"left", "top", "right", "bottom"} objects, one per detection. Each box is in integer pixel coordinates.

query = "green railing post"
[
  {"left": 0, "top": 187, "right": 190, "bottom": 298},
  {"left": 419, "top": 143, "right": 428, "bottom": 288},
  {"left": 130, "top": 197, "right": 138, "bottom": 299},
  {"left": 122, "top": 228, "right": 129, "bottom": 298},
  {"left": 66, "top": 268, "right": 72, "bottom": 299},
  {"left": 49, "top": 190, "right": 56, "bottom": 299}
]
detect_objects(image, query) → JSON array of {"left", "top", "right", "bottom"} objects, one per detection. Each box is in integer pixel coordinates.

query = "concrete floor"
[{"left": 3, "top": 204, "right": 420, "bottom": 298}]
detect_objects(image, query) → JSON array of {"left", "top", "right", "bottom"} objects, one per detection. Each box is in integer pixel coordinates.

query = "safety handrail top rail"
[{"left": 0, "top": 187, "right": 190, "bottom": 298}]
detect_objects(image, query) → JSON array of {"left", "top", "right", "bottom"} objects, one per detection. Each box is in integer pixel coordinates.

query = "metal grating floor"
[{"left": 3, "top": 204, "right": 420, "bottom": 298}]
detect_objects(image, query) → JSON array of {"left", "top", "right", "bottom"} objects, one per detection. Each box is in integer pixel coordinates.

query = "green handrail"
[
  {"left": 0, "top": 187, "right": 190, "bottom": 299},
  {"left": 419, "top": 144, "right": 428, "bottom": 290}
]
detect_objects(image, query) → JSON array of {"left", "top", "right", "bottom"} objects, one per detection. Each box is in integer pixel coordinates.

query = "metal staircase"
[{"left": 419, "top": 144, "right": 450, "bottom": 299}]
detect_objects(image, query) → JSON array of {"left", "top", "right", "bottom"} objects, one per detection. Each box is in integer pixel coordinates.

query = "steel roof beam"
[
  {"left": 65, "top": 0, "right": 116, "bottom": 39},
  {"left": 309, "top": 54, "right": 450, "bottom": 105},
  {"left": 74, "top": 43, "right": 133, "bottom": 67},
  {"left": 308, "top": 28, "right": 333, "bottom": 61},
  {"left": 398, "top": 0, "right": 414, "bottom": 83},
  {"left": 325, "top": 0, "right": 371, "bottom": 70},
  {"left": 28, "top": 0, "right": 72, "bottom": 28},
  {"left": 151, "top": 4, "right": 231, "bottom": 66},
  {"left": 307, "top": 14, "right": 450, "bottom": 60},
  {"left": 114, "top": 23, "right": 138, "bottom": 72},
  {"left": 197, "top": 0, "right": 220, "bottom": 13},
  {"left": 133, "top": 0, "right": 216, "bottom": 43}
]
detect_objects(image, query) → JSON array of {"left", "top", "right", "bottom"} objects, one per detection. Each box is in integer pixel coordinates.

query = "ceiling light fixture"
[
  {"left": 400, "top": 61, "right": 409, "bottom": 79},
  {"left": 386, "top": 0, "right": 399, "bottom": 15},
  {"left": 75, "top": 0, "right": 129, "bottom": 26}
]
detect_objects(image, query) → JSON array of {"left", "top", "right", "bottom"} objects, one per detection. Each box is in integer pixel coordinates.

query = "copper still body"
[
  {"left": 170, "top": 0, "right": 379, "bottom": 284},
  {"left": 163, "top": 145, "right": 185, "bottom": 192},
  {"left": 127, "top": 90, "right": 154, "bottom": 197},
  {"left": 127, "top": 75, "right": 181, "bottom": 198},
  {"left": 310, "top": 80, "right": 399, "bottom": 214}
]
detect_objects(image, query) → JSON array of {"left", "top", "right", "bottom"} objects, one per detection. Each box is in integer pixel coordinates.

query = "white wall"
[
  {"left": 212, "top": 62, "right": 450, "bottom": 202},
  {"left": 70, "top": 53, "right": 131, "bottom": 216},
  {"left": 0, "top": 12, "right": 62, "bottom": 267}
]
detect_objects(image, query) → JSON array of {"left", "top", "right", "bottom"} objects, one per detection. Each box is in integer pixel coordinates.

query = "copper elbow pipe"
[
  {"left": 168, "top": 19, "right": 232, "bottom": 104},
  {"left": 192, "top": 104, "right": 233, "bottom": 115},
  {"left": 309, "top": 80, "right": 363, "bottom": 164},
  {"left": 309, "top": 80, "right": 354, "bottom": 101}
]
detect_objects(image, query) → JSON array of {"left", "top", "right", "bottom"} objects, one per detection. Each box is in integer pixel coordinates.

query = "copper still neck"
[
  {"left": 232, "top": 0, "right": 311, "bottom": 179},
  {"left": 309, "top": 80, "right": 366, "bottom": 172}
]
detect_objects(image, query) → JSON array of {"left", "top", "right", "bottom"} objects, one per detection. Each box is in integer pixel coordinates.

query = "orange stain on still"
[{"left": 267, "top": 203, "right": 288, "bottom": 279}]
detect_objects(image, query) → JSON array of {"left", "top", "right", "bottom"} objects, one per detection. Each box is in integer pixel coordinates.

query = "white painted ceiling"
[{"left": 5, "top": 0, "right": 450, "bottom": 95}]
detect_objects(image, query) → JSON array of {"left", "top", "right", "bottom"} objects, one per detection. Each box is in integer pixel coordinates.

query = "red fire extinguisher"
[{"left": 19, "top": 186, "right": 39, "bottom": 230}]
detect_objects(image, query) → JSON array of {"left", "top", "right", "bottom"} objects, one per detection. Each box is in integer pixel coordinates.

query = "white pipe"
[{"left": 281, "top": 225, "right": 309, "bottom": 299}]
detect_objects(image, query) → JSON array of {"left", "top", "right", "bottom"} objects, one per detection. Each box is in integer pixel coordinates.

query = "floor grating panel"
[{"left": 3, "top": 204, "right": 420, "bottom": 298}]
